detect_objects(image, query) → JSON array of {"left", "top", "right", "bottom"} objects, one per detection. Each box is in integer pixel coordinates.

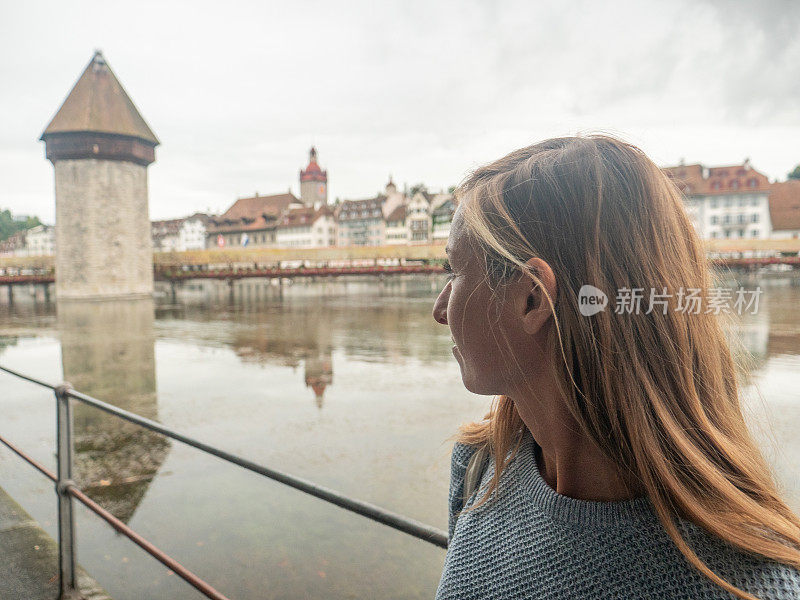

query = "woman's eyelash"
[{"left": 442, "top": 260, "right": 455, "bottom": 280}]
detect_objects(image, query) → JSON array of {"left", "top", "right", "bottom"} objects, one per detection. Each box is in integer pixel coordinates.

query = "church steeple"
[{"left": 299, "top": 146, "right": 328, "bottom": 208}]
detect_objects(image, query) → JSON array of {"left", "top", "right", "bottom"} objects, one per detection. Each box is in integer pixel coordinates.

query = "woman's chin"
[{"left": 458, "top": 370, "right": 495, "bottom": 396}]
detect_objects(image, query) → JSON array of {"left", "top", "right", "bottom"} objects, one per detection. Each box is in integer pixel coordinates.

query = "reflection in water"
[
  {"left": 305, "top": 351, "right": 333, "bottom": 408},
  {"left": 58, "top": 298, "right": 170, "bottom": 523},
  {"left": 0, "top": 336, "right": 18, "bottom": 356},
  {"left": 0, "top": 275, "right": 797, "bottom": 598},
  {"left": 226, "top": 298, "right": 337, "bottom": 406}
]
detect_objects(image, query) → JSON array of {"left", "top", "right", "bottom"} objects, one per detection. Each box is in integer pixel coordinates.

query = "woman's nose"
[{"left": 432, "top": 285, "right": 449, "bottom": 325}]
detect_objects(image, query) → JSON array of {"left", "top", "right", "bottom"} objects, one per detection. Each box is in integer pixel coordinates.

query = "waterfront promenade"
[{"left": 0, "top": 485, "right": 110, "bottom": 600}]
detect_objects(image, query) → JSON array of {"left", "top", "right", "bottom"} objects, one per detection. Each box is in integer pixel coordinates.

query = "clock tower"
[{"left": 300, "top": 147, "right": 328, "bottom": 209}]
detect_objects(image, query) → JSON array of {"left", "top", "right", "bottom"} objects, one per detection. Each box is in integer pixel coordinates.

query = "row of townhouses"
[
  {"left": 175, "top": 148, "right": 458, "bottom": 252},
  {"left": 4, "top": 152, "right": 800, "bottom": 258},
  {"left": 0, "top": 225, "right": 55, "bottom": 257}
]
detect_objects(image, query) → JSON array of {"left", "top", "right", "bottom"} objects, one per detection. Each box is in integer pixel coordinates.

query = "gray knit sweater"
[{"left": 437, "top": 432, "right": 800, "bottom": 599}]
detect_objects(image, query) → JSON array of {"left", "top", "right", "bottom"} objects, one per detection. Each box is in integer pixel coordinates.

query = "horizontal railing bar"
[
  {"left": 66, "top": 387, "right": 449, "bottom": 548},
  {"left": 67, "top": 486, "right": 230, "bottom": 600},
  {"left": 0, "top": 432, "right": 57, "bottom": 483},
  {"left": 0, "top": 364, "right": 58, "bottom": 391},
  {"left": 0, "top": 432, "right": 230, "bottom": 600},
  {"left": 0, "top": 365, "right": 450, "bottom": 548}
]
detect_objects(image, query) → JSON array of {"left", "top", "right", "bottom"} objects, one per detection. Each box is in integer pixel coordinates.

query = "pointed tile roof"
[{"left": 41, "top": 51, "right": 158, "bottom": 145}]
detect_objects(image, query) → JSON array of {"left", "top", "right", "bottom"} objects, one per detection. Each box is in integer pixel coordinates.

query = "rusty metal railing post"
[{"left": 55, "top": 383, "right": 78, "bottom": 599}]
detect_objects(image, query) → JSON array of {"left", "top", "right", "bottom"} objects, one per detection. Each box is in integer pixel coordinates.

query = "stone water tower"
[{"left": 40, "top": 51, "right": 159, "bottom": 300}]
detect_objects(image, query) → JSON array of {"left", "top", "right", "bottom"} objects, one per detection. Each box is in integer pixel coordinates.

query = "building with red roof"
[
  {"left": 299, "top": 147, "right": 328, "bottom": 209},
  {"left": 275, "top": 205, "right": 336, "bottom": 248},
  {"left": 663, "top": 160, "right": 773, "bottom": 240},
  {"left": 207, "top": 192, "right": 300, "bottom": 248}
]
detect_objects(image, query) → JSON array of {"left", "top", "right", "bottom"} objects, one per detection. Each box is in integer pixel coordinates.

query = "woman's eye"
[{"left": 442, "top": 260, "right": 455, "bottom": 281}]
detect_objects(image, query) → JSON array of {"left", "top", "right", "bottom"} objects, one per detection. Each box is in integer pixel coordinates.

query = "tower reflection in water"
[
  {"left": 57, "top": 298, "right": 170, "bottom": 523},
  {"left": 228, "top": 297, "right": 334, "bottom": 408},
  {"left": 304, "top": 351, "right": 333, "bottom": 409}
]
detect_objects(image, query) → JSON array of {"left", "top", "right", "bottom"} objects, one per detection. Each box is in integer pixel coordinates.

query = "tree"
[
  {"left": 0, "top": 209, "right": 42, "bottom": 241},
  {"left": 788, "top": 165, "right": 800, "bottom": 180}
]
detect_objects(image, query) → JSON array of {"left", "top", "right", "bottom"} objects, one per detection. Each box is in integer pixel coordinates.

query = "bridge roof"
[{"left": 41, "top": 51, "right": 159, "bottom": 145}]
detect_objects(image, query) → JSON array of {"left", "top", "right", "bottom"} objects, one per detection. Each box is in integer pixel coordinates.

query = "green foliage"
[
  {"left": 788, "top": 165, "right": 800, "bottom": 180},
  {"left": 0, "top": 209, "right": 42, "bottom": 242}
]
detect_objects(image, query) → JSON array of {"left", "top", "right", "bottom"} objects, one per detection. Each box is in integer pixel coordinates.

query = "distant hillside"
[{"left": 0, "top": 209, "right": 42, "bottom": 242}]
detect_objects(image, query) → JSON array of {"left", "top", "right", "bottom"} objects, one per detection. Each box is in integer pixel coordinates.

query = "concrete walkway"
[{"left": 0, "top": 485, "right": 111, "bottom": 600}]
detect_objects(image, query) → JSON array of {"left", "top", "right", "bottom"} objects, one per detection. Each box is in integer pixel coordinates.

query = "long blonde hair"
[{"left": 453, "top": 135, "right": 800, "bottom": 600}]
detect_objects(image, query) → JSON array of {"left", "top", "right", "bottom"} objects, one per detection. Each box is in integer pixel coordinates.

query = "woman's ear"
[{"left": 519, "top": 257, "right": 557, "bottom": 336}]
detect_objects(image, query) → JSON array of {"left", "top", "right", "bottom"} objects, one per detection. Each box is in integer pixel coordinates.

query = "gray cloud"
[{"left": 1, "top": 0, "right": 798, "bottom": 222}]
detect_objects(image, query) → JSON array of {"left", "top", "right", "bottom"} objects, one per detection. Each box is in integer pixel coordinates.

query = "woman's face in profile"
[{"left": 432, "top": 205, "right": 520, "bottom": 396}]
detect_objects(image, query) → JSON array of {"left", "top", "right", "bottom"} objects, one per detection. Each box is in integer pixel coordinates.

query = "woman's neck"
[
  {"left": 532, "top": 431, "right": 642, "bottom": 502},
  {"left": 511, "top": 380, "right": 643, "bottom": 502}
]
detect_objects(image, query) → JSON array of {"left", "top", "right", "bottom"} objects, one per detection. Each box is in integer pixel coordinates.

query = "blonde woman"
[{"left": 432, "top": 136, "right": 800, "bottom": 599}]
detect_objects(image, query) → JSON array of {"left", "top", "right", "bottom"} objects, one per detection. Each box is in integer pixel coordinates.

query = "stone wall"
[
  {"left": 54, "top": 159, "right": 153, "bottom": 299},
  {"left": 301, "top": 180, "right": 326, "bottom": 208}
]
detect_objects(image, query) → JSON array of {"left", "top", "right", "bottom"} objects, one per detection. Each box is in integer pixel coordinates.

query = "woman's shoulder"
[
  {"left": 446, "top": 442, "right": 483, "bottom": 539},
  {"left": 451, "top": 441, "right": 481, "bottom": 467},
  {"left": 679, "top": 520, "right": 800, "bottom": 598}
]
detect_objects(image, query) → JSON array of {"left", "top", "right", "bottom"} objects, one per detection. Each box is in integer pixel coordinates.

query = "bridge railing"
[{"left": 0, "top": 364, "right": 448, "bottom": 600}]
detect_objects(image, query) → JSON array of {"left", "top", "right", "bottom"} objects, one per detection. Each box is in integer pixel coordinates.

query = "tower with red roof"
[{"left": 299, "top": 147, "right": 328, "bottom": 209}]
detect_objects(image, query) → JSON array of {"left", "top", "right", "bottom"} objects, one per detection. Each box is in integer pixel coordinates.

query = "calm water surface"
[{"left": 0, "top": 275, "right": 798, "bottom": 599}]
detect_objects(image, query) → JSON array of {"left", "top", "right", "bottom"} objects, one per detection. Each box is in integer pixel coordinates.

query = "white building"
[
  {"left": 25, "top": 224, "right": 55, "bottom": 256},
  {"left": 430, "top": 194, "right": 455, "bottom": 242},
  {"left": 380, "top": 177, "right": 409, "bottom": 245},
  {"left": 152, "top": 213, "right": 213, "bottom": 252},
  {"left": 384, "top": 204, "right": 407, "bottom": 245},
  {"left": 664, "top": 162, "right": 773, "bottom": 240},
  {"left": 407, "top": 191, "right": 432, "bottom": 244},
  {"left": 336, "top": 195, "right": 386, "bottom": 247},
  {"left": 151, "top": 218, "right": 182, "bottom": 252},
  {"left": 179, "top": 213, "right": 211, "bottom": 251},
  {"left": 275, "top": 206, "right": 336, "bottom": 248}
]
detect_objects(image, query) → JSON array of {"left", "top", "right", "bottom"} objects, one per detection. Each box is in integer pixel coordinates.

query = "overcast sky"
[{"left": 1, "top": 0, "right": 798, "bottom": 223}]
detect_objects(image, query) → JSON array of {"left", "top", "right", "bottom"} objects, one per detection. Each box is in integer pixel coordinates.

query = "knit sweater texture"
[{"left": 436, "top": 432, "right": 800, "bottom": 599}]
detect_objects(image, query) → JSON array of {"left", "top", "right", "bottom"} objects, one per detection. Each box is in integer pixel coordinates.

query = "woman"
[{"left": 432, "top": 135, "right": 800, "bottom": 599}]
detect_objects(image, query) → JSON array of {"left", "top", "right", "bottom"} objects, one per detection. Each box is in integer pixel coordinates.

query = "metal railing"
[{"left": 0, "top": 364, "right": 448, "bottom": 600}]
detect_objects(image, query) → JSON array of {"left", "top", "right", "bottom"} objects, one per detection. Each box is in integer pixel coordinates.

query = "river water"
[{"left": 0, "top": 274, "right": 798, "bottom": 599}]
